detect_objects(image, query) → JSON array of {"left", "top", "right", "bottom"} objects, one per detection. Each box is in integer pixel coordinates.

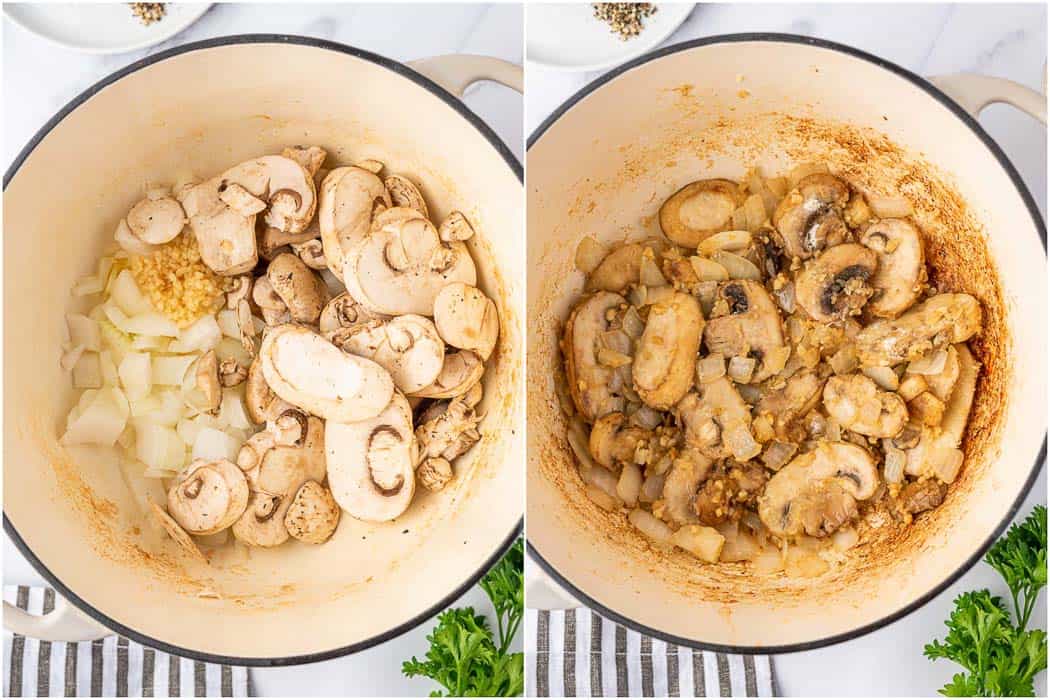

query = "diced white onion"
[
  {"left": 616, "top": 463, "right": 642, "bottom": 508},
  {"left": 696, "top": 353, "right": 726, "bottom": 384},
  {"left": 191, "top": 427, "right": 242, "bottom": 463},
  {"left": 761, "top": 441, "right": 797, "bottom": 471},
  {"left": 115, "top": 219, "right": 158, "bottom": 256},
  {"left": 697, "top": 230, "right": 751, "bottom": 256},
  {"left": 639, "top": 473, "right": 666, "bottom": 503},
  {"left": 832, "top": 528, "right": 859, "bottom": 551},
  {"left": 689, "top": 256, "right": 729, "bottom": 282},
  {"left": 218, "top": 388, "right": 254, "bottom": 430},
  {"left": 72, "top": 275, "right": 104, "bottom": 297},
  {"left": 72, "top": 352, "right": 102, "bottom": 389},
  {"left": 630, "top": 405, "right": 663, "bottom": 430},
  {"left": 725, "top": 425, "right": 761, "bottom": 461},
  {"left": 177, "top": 414, "right": 223, "bottom": 446},
  {"left": 130, "top": 335, "right": 169, "bottom": 351},
  {"left": 639, "top": 253, "right": 667, "bottom": 287},
  {"left": 711, "top": 251, "right": 761, "bottom": 280},
  {"left": 585, "top": 485, "right": 620, "bottom": 511},
  {"left": 66, "top": 314, "right": 101, "bottom": 351},
  {"left": 151, "top": 355, "right": 197, "bottom": 386},
  {"left": 727, "top": 356, "right": 756, "bottom": 384},
  {"left": 628, "top": 508, "right": 673, "bottom": 544},
  {"left": 60, "top": 387, "right": 129, "bottom": 447},
  {"left": 863, "top": 365, "right": 899, "bottom": 390},
  {"left": 170, "top": 314, "right": 221, "bottom": 353},
  {"left": 774, "top": 282, "right": 796, "bottom": 314},
  {"left": 670, "top": 524, "right": 725, "bottom": 563},
  {"left": 110, "top": 270, "right": 154, "bottom": 317},
  {"left": 621, "top": 307, "right": 644, "bottom": 339},
  {"left": 99, "top": 350, "right": 119, "bottom": 386},
  {"left": 883, "top": 445, "right": 906, "bottom": 483},
  {"left": 867, "top": 194, "right": 913, "bottom": 219},
  {"left": 217, "top": 309, "right": 241, "bottom": 338},
  {"left": 118, "top": 352, "right": 152, "bottom": 401},
  {"left": 123, "top": 312, "right": 179, "bottom": 337},
  {"left": 135, "top": 423, "right": 185, "bottom": 471},
  {"left": 931, "top": 447, "right": 964, "bottom": 483},
  {"left": 908, "top": 349, "right": 948, "bottom": 376},
  {"left": 61, "top": 344, "right": 86, "bottom": 371}
]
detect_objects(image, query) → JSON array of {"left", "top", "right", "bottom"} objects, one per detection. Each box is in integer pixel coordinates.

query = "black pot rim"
[
  {"left": 526, "top": 31, "right": 1047, "bottom": 655},
  {"left": 4, "top": 33, "right": 523, "bottom": 667}
]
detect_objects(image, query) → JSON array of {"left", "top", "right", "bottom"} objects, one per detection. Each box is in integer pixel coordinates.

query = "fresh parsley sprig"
[
  {"left": 925, "top": 505, "right": 1047, "bottom": 696},
  {"left": 403, "top": 538, "right": 524, "bottom": 697}
]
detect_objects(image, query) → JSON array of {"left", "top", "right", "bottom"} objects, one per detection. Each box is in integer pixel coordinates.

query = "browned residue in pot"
[{"left": 529, "top": 109, "right": 1009, "bottom": 606}]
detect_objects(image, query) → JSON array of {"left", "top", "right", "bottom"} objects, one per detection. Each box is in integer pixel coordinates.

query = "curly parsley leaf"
[
  {"left": 403, "top": 538, "right": 524, "bottom": 696},
  {"left": 926, "top": 506, "right": 1047, "bottom": 696}
]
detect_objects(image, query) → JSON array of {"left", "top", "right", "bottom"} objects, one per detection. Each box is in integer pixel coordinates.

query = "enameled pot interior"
[
  {"left": 4, "top": 41, "right": 523, "bottom": 660},
  {"left": 527, "top": 38, "right": 1046, "bottom": 649}
]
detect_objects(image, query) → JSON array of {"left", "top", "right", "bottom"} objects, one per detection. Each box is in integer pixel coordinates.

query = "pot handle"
[
  {"left": 4, "top": 597, "right": 110, "bottom": 642},
  {"left": 928, "top": 73, "right": 1047, "bottom": 124},
  {"left": 526, "top": 554, "right": 583, "bottom": 610},
  {"left": 408, "top": 54, "right": 523, "bottom": 97}
]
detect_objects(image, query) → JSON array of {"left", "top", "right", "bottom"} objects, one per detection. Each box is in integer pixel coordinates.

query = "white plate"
[
  {"left": 527, "top": 2, "right": 695, "bottom": 73},
  {"left": 4, "top": 3, "right": 212, "bottom": 55}
]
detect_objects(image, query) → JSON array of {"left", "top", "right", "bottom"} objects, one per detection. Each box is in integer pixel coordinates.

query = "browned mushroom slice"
[
  {"left": 823, "top": 374, "right": 908, "bottom": 438},
  {"left": 677, "top": 377, "right": 756, "bottom": 461},
  {"left": 586, "top": 243, "right": 645, "bottom": 293},
  {"left": 167, "top": 459, "right": 249, "bottom": 536},
  {"left": 284, "top": 480, "right": 341, "bottom": 544},
  {"left": 325, "top": 392, "right": 416, "bottom": 522},
  {"left": 772, "top": 173, "right": 850, "bottom": 260},
  {"left": 856, "top": 293, "right": 982, "bottom": 366},
  {"left": 587, "top": 412, "right": 650, "bottom": 469},
  {"left": 755, "top": 369, "right": 825, "bottom": 441},
  {"left": 656, "top": 447, "right": 712, "bottom": 525},
  {"left": 693, "top": 462, "right": 768, "bottom": 526},
  {"left": 794, "top": 243, "right": 877, "bottom": 323},
  {"left": 898, "top": 479, "right": 948, "bottom": 515},
  {"left": 758, "top": 441, "right": 879, "bottom": 538},
  {"left": 633, "top": 292, "right": 704, "bottom": 410},
  {"left": 703, "top": 280, "right": 786, "bottom": 382},
  {"left": 562, "top": 291, "right": 628, "bottom": 421},
  {"left": 859, "top": 218, "right": 926, "bottom": 318},
  {"left": 659, "top": 179, "right": 744, "bottom": 248}
]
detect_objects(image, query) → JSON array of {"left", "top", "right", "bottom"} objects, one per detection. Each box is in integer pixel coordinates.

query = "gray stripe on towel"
[
  {"left": 9, "top": 585, "right": 29, "bottom": 697},
  {"left": 692, "top": 649, "right": 705, "bottom": 697},
  {"left": 666, "top": 643, "right": 679, "bottom": 697},
  {"left": 640, "top": 635, "right": 653, "bottom": 697},
  {"left": 37, "top": 588, "right": 55, "bottom": 697},
  {"left": 536, "top": 610, "right": 550, "bottom": 697},
  {"left": 563, "top": 609, "right": 576, "bottom": 696},
  {"left": 614, "top": 625, "right": 627, "bottom": 697},
  {"left": 716, "top": 653, "right": 731, "bottom": 696},
  {"left": 590, "top": 612, "right": 602, "bottom": 697}
]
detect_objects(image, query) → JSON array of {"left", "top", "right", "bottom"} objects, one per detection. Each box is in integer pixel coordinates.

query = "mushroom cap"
[
  {"left": 319, "top": 292, "right": 386, "bottom": 334},
  {"left": 178, "top": 181, "right": 258, "bottom": 275},
  {"left": 127, "top": 195, "right": 186, "bottom": 244},
  {"left": 167, "top": 459, "right": 249, "bottom": 536},
  {"left": 415, "top": 395, "right": 482, "bottom": 462},
  {"left": 384, "top": 174, "right": 429, "bottom": 218},
  {"left": 633, "top": 291, "right": 704, "bottom": 410},
  {"left": 223, "top": 155, "right": 317, "bottom": 233},
  {"left": 284, "top": 480, "right": 341, "bottom": 544},
  {"left": 586, "top": 243, "right": 644, "bottom": 293},
  {"left": 318, "top": 166, "right": 391, "bottom": 281},
  {"left": 758, "top": 441, "right": 879, "bottom": 537},
  {"left": 659, "top": 179, "right": 744, "bottom": 248},
  {"left": 267, "top": 252, "right": 330, "bottom": 324},
  {"left": 856, "top": 293, "right": 982, "bottom": 366},
  {"left": 245, "top": 354, "right": 292, "bottom": 425},
  {"left": 335, "top": 315, "right": 445, "bottom": 394},
  {"left": 703, "top": 280, "right": 786, "bottom": 383},
  {"left": 260, "top": 324, "right": 394, "bottom": 422},
  {"left": 410, "top": 350, "right": 485, "bottom": 399},
  {"left": 281, "top": 145, "right": 327, "bottom": 178},
  {"left": 794, "top": 243, "right": 878, "bottom": 323},
  {"left": 343, "top": 215, "right": 477, "bottom": 316},
  {"left": 859, "top": 218, "right": 926, "bottom": 319},
  {"left": 433, "top": 283, "right": 499, "bottom": 361},
  {"left": 823, "top": 373, "right": 908, "bottom": 438},
  {"left": 438, "top": 211, "right": 475, "bottom": 243},
  {"left": 326, "top": 392, "right": 417, "bottom": 522},
  {"left": 562, "top": 291, "right": 628, "bottom": 421},
  {"left": 588, "top": 412, "right": 650, "bottom": 469},
  {"left": 755, "top": 369, "right": 826, "bottom": 441},
  {"left": 772, "top": 173, "right": 850, "bottom": 260}
]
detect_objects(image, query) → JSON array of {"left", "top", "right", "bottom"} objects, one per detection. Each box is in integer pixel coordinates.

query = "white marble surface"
[
  {"left": 3, "top": 3, "right": 521, "bottom": 697},
  {"left": 526, "top": 3, "right": 1047, "bottom": 697}
]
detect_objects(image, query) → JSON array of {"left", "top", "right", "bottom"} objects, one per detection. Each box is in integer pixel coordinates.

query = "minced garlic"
[{"left": 129, "top": 233, "right": 228, "bottom": 327}]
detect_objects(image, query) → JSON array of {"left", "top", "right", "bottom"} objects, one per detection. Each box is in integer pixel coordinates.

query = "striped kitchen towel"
[
  {"left": 3, "top": 586, "right": 250, "bottom": 697},
  {"left": 527, "top": 608, "right": 778, "bottom": 697}
]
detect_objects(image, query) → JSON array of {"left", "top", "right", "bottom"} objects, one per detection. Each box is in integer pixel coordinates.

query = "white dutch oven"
[
  {"left": 4, "top": 36, "right": 523, "bottom": 665},
  {"left": 527, "top": 34, "right": 1046, "bottom": 652}
]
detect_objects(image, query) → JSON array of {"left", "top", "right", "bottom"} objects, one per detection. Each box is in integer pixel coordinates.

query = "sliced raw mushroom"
[
  {"left": 237, "top": 298, "right": 257, "bottom": 355},
  {"left": 856, "top": 293, "right": 982, "bottom": 366},
  {"left": 167, "top": 459, "right": 249, "bottom": 535},
  {"left": 587, "top": 412, "right": 650, "bottom": 469},
  {"left": 415, "top": 391, "right": 482, "bottom": 463},
  {"left": 656, "top": 448, "right": 713, "bottom": 525},
  {"left": 703, "top": 280, "right": 786, "bottom": 383},
  {"left": 417, "top": 457, "right": 454, "bottom": 492},
  {"left": 326, "top": 392, "right": 417, "bottom": 522},
  {"left": 116, "top": 190, "right": 186, "bottom": 254},
  {"left": 319, "top": 292, "right": 385, "bottom": 335},
  {"left": 148, "top": 501, "right": 206, "bottom": 563},
  {"left": 823, "top": 374, "right": 908, "bottom": 438},
  {"left": 758, "top": 441, "right": 879, "bottom": 538},
  {"left": 195, "top": 350, "right": 221, "bottom": 412},
  {"left": 562, "top": 291, "right": 628, "bottom": 421},
  {"left": 586, "top": 243, "right": 644, "bottom": 293},
  {"left": 438, "top": 211, "right": 475, "bottom": 243},
  {"left": 284, "top": 480, "right": 340, "bottom": 544},
  {"left": 219, "top": 358, "right": 247, "bottom": 387},
  {"left": 267, "top": 252, "right": 330, "bottom": 324},
  {"left": 899, "top": 479, "right": 948, "bottom": 515},
  {"left": 659, "top": 179, "right": 744, "bottom": 248},
  {"left": 179, "top": 155, "right": 316, "bottom": 275},
  {"left": 411, "top": 350, "right": 485, "bottom": 399},
  {"left": 633, "top": 292, "right": 704, "bottom": 410},
  {"left": 319, "top": 166, "right": 391, "bottom": 281},
  {"left": 259, "top": 225, "right": 320, "bottom": 260},
  {"left": 260, "top": 324, "right": 394, "bottom": 423},
  {"left": 794, "top": 243, "right": 878, "bottom": 323},
  {"left": 755, "top": 369, "right": 826, "bottom": 441},
  {"left": 252, "top": 276, "right": 291, "bottom": 326},
  {"left": 245, "top": 354, "right": 292, "bottom": 425},
  {"left": 292, "top": 239, "right": 327, "bottom": 270},
  {"left": 280, "top": 145, "right": 327, "bottom": 178},
  {"left": 677, "top": 377, "right": 755, "bottom": 460},
  {"left": 332, "top": 315, "right": 445, "bottom": 394},
  {"left": 772, "top": 173, "right": 850, "bottom": 260},
  {"left": 384, "top": 174, "right": 429, "bottom": 217},
  {"left": 859, "top": 218, "right": 926, "bottom": 318},
  {"left": 233, "top": 416, "right": 326, "bottom": 547},
  {"left": 433, "top": 283, "right": 499, "bottom": 361},
  {"left": 344, "top": 214, "right": 477, "bottom": 316},
  {"left": 355, "top": 158, "right": 384, "bottom": 175}
]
